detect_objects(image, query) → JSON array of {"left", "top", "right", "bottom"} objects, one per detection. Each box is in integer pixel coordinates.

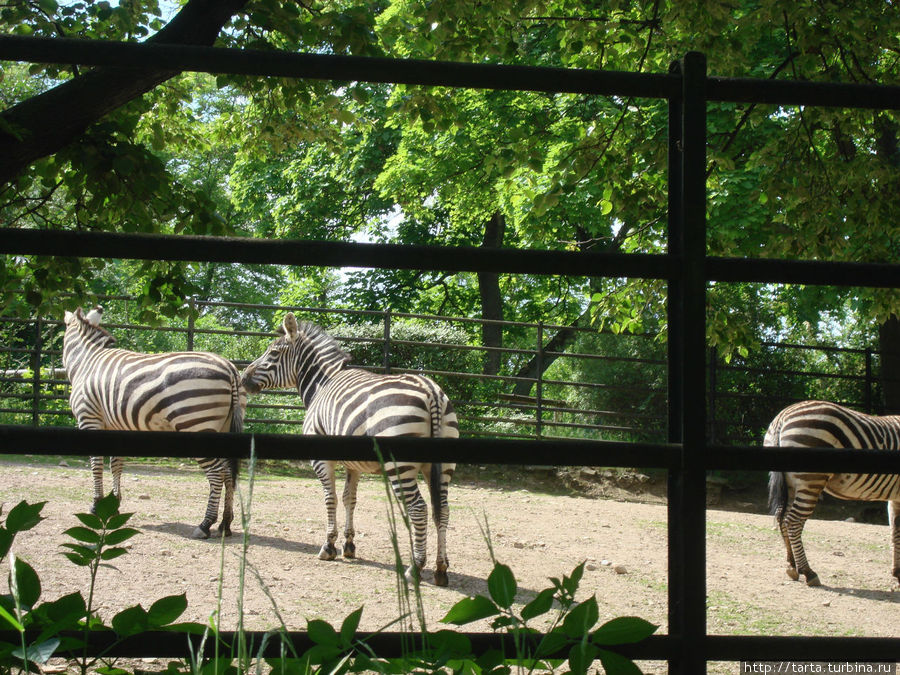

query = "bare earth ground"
[{"left": 2, "top": 457, "right": 899, "bottom": 674}]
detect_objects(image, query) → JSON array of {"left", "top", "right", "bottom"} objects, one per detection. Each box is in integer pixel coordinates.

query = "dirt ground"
[{"left": 2, "top": 457, "right": 899, "bottom": 674}]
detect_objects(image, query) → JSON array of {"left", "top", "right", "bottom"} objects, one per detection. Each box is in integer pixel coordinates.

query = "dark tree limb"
[
  {"left": 478, "top": 212, "right": 506, "bottom": 375},
  {"left": 0, "top": 0, "right": 250, "bottom": 186}
]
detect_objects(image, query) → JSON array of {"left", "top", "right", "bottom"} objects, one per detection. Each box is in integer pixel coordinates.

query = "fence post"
[
  {"left": 186, "top": 296, "right": 196, "bottom": 351},
  {"left": 383, "top": 309, "right": 391, "bottom": 374},
  {"left": 535, "top": 322, "right": 544, "bottom": 439},
  {"left": 707, "top": 346, "right": 717, "bottom": 444},
  {"left": 864, "top": 347, "right": 873, "bottom": 414},
  {"left": 31, "top": 316, "right": 42, "bottom": 427}
]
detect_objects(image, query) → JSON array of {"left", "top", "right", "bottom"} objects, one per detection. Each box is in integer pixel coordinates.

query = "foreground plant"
[{"left": 441, "top": 560, "right": 657, "bottom": 675}]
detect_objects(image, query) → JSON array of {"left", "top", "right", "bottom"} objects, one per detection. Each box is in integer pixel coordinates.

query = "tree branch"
[{"left": 0, "top": 0, "right": 250, "bottom": 186}]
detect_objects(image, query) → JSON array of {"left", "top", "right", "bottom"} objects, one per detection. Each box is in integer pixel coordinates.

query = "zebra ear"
[
  {"left": 85, "top": 306, "right": 103, "bottom": 327},
  {"left": 283, "top": 313, "right": 299, "bottom": 341},
  {"left": 64, "top": 310, "right": 75, "bottom": 323}
]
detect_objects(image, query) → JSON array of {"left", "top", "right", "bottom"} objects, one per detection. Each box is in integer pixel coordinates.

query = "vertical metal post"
[
  {"left": 383, "top": 309, "right": 392, "bottom": 374},
  {"left": 31, "top": 316, "right": 42, "bottom": 427},
  {"left": 708, "top": 346, "right": 717, "bottom": 444},
  {"left": 535, "top": 322, "right": 544, "bottom": 439},
  {"left": 864, "top": 347, "right": 873, "bottom": 414},
  {"left": 187, "top": 296, "right": 196, "bottom": 351},
  {"left": 667, "top": 52, "right": 708, "bottom": 674}
]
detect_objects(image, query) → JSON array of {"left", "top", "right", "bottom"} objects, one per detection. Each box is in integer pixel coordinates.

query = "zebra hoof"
[
  {"left": 192, "top": 526, "right": 211, "bottom": 540},
  {"left": 319, "top": 543, "right": 338, "bottom": 561},
  {"left": 786, "top": 567, "right": 800, "bottom": 581},
  {"left": 433, "top": 569, "right": 449, "bottom": 587},
  {"left": 342, "top": 541, "right": 356, "bottom": 559},
  {"left": 218, "top": 527, "right": 233, "bottom": 538},
  {"left": 805, "top": 573, "right": 821, "bottom": 587},
  {"left": 404, "top": 565, "right": 422, "bottom": 585}
]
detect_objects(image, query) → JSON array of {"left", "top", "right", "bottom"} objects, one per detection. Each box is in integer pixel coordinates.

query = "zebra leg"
[
  {"left": 193, "top": 459, "right": 227, "bottom": 539},
  {"left": 889, "top": 500, "right": 900, "bottom": 585},
  {"left": 109, "top": 457, "right": 124, "bottom": 502},
  {"left": 782, "top": 478, "right": 827, "bottom": 586},
  {"left": 312, "top": 460, "right": 339, "bottom": 560},
  {"left": 89, "top": 456, "right": 105, "bottom": 512},
  {"left": 387, "top": 464, "right": 429, "bottom": 583},
  {"left": 218, "top": 463, "right": 236, "bottom": 538},
  {"left": 341, "top": 469, "right": 361, "bottom": 559},
  {"left": 427, "top": 463, "right": 455, "bottom": 587}
]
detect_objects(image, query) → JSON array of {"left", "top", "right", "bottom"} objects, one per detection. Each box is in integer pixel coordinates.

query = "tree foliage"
[{"left": 1, "top": 0, "right": 898, "bottom": 369}]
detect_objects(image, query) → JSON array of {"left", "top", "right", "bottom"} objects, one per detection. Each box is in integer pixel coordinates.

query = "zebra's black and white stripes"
[
  {"left": 765, "top": 400, "right": 900, "bottom": 586},
  {"left": 63, "top": 306, "right": 246, "bottom": 539},
  {"left": 241, "top": 314, "right": 458, "bottom": 586}
]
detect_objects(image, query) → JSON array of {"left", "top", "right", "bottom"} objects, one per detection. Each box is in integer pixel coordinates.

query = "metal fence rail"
[
  {"left": 2, "top": 34, "right": 900, "bottom": 673},
  {"left": 1, "top": 299, "right": 888, "bottom": 445}
]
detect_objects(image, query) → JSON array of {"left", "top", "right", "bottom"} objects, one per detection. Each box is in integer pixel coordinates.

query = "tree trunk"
[
  {"left": 879, "top": 315, "right": 900, "bottom": 415},
  {"left": 478, "top": 212, "right": 505, "bottom": 375},
  {"left": 0, "top": 0, "right": 249, "bottom": 185}
]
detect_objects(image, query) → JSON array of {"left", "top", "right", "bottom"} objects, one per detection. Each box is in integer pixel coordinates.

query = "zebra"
[
  {"left": 765, "top": 399, "right": 900, "bottom": 587},
  {"left": 241, "top": 314, "right": 458, "bottom": 586},
  {"left": 62, "top": 306, "right": 246, "bottom": 539}
]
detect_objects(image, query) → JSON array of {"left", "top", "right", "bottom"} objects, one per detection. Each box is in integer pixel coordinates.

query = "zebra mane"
[
  {"left": 74, "top": 307, "right": 116, "bottom": 347},
  {"left": 296, "top": 321, "right": 352, "bottom": 366}
]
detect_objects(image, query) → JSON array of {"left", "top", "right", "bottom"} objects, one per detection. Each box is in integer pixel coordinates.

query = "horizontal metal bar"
[
  {"left": 0, "top": 629, "right": 671, "bottom": 661},
  {"left": 0, "top": 228, "right": 674, "bottom": 279},
  {"left": 708, "top": 75, "right": 900, "bottom": 111},
  {"left": 3, "top": 37, "right": 897, "bottom": 112},
  {"left": 6, "top": 426, "right": 900, "bottom": 473},
  {"left": 706, "top": 444, "right": 900, "bottom": 473},
  {"left": 2, "top": 630, "right": 897, "bottom": 662},
  {"left": 7, "top": 229, "right": 900, "bottom": 288},
  {"left": 706, "top": 635, "right": 900, "bottom": 662},
  {"left": 0, "top": 425, "right": 676, "bottom": 468},
  {"left": 707, "top": 256, "right": 900, "bottom": 288},
  {"left": 0, "top": 35, "right": 678, "bottom": 99}
]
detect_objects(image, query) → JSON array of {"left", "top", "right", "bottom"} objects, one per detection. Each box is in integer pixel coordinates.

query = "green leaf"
[
  {"left": 521, "top": 588, "right": 555, "bottom": 621},
  {"left": 568, "top": 640, "right": 599, "bottom": 675},
  {"left": 598, "top": 648, "right": 643, "bottom": 675},
  {"left": 599, "top": 198, "right": 613, "bottom": 215},
  {"left": 104, "top": 527, "right": 140, "bottom": 546},
  {"left": 562, "top": 596, "right": 599, "bottom": 638},
  {"left": 5, "top": 501, "right": 46, "bottom": 533},
  {"left": 534, "top": 630, "right": 569, "bottom": 659},
  {"left": 105, "top": 512, "right": 134, "bottom": 530},
  {"left": 307, "top": 618, "right": 338, "bottom": 646},
  {"left": 592, "top": 616, "right": 658, "bottom": 646},
  {"left": 112, "top": 605, "right": 149, "bottom": 637},
  {"left": 93, "top": 493, "right": 121, "bottom": 521},
  {"left": 10, "top": 555, "right": 41, "bottom": 608},
  {"left": 12, "top": 636, "right": 60, "bottom": 665},
  {"left": 487, "top": 563, "right": 516, "bottom": 609},
  {"left": 64, "top": 526, "right": 101, "bottom": 544},
  {"left": 73, "top": 513, "right": 103, "bottom": 530},
  {"left": 148, "top": 594, "right": 188, "bottom": 627},
  {"left": 0, "top": 530, "right": 12, "bottom": 561},
  {"left": 0, "top": 601, "right": 24, "bottom": 631},
  {"left": 100, "top": 547, "right": 128, "bottom": 561},
  {"left": 440, "top": 595, "right": 499, "bottom": 625},
  {"left": 339, "top": 606, "right": 362, "bottom": 646}
]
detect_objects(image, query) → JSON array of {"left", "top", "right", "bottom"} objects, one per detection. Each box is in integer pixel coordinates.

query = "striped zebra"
[
  {"left": 765, "top": 399, "right": 900, "bottom": 587},
  {"left": 241, "top": 314, "right": 458, "bottom": 586},
  {"left": 62, "top": 306, "right": 246, "bottom": 539}
]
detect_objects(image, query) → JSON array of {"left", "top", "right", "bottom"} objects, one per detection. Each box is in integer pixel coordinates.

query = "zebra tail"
[
  {"left": 430, "top": 461, "right": 443, "bottom": 520},
  {"left": 767, "top": 471, "right": 787, "bottom": 520}
]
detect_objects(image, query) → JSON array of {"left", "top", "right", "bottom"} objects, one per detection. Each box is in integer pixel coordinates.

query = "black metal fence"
[
  {"left": 0, "top": 298, "right": 892, "bottom": 448},
  {"left": 1, "top": 35, "right": 900, "bottom": 673}
]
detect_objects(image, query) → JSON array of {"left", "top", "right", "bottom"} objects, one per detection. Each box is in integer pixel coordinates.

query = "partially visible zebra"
[
  {"left": 241, "top": 314, "right": 458, "bottom": 586},
  {"left": 765, "top": 399, "right": 900, "bottom": 587},
  {"left": 62, "top": 306, "right": 246, "bottom": 539}
]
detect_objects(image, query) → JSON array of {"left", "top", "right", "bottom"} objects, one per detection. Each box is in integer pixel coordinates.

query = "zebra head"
[
  {"left": 241, "top": 314, "right": 350, "bottom": 404},
  {"left": 62, "top": 306, "right": 116, "bottom": 372}
]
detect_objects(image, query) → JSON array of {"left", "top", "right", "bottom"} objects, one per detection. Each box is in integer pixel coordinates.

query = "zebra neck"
[
  {"left": 62, "top": 338, "right": 106, "bottom": 381},
  {"left": 297, "top": 357, "right": 345, "bottom": 407}
]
